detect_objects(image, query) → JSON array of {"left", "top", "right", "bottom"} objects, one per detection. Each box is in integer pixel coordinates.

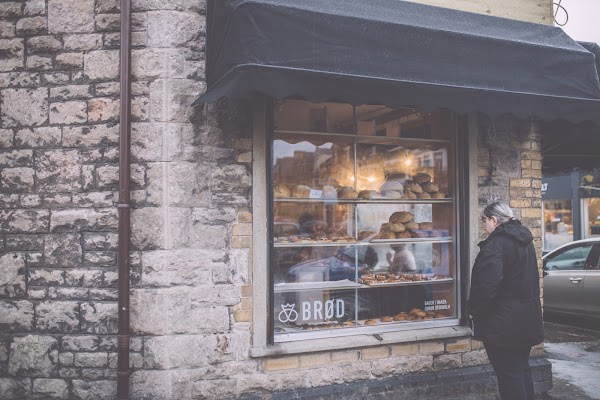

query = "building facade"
[{"left": 0, "top": 0, "right": 569, "bottom": 399}]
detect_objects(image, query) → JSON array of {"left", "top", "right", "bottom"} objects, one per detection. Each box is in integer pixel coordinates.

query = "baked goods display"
[
  {"left": 275, "top": 235, "right": 358, "bottom": 244},
  {"left": 358, "top": 273, "right": 450, "bottom": 285},
  {"left": 372, "top": 211, "right": 447, "bottom": 240}
]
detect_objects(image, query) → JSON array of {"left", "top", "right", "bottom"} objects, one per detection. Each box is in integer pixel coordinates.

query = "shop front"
[{"left": 187, "top": 0, "right": 600, "bottom": 397}]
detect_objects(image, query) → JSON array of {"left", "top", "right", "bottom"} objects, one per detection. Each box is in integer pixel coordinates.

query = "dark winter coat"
[{"left": 467, "top": 219, "right": 544, "bottom": 347}]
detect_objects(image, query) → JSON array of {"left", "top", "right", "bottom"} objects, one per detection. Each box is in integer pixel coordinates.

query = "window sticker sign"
[
  {"left": 278, "top": 299, "right": 345, "bottom": 323},
  {"left": 424, "top": 299, "right": 450, "bottom": 311}
]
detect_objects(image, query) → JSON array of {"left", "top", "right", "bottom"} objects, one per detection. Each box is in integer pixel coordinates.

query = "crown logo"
[{"left": 278, "top": 303, "right": 298, "bottom": 323}]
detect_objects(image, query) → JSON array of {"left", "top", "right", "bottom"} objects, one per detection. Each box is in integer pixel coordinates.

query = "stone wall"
[{"left": 0, "top": 1, "right": 545, "bottom": 400}]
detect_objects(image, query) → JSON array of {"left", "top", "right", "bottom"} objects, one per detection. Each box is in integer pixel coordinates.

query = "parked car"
[{"left": 543, "top": 238, "right": 600, "bottom": 320}]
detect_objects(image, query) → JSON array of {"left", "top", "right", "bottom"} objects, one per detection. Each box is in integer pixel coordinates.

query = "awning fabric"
[{"left": 195, "top": 0, "right": 600, "bottom": 124}]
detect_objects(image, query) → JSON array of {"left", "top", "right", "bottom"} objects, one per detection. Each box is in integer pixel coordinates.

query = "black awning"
[{"left": 196, "top": 0, "right": 600, "bottom": 124}]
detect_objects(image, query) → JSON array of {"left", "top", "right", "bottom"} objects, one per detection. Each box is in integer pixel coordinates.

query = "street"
[{"left": 537, "top": 318, "right": 600, "bottom": 400}]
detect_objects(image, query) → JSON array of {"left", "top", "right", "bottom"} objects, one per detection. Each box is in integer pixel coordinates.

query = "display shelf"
[
  {"left": 274, "top": 129, "right": 452, "bottom": 144},
  {"left": 273, "top": 237, "right": 452, "bottom": 247},
  {"left": 274, "top": 197, "right": 453, "bottom": 204},
  {"left": 274, "top": 277, "right": 453, "bottom": 293}
]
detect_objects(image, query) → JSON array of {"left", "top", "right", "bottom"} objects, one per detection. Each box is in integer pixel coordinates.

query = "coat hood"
[{"left": 480, "top": 219, "right": 533, "bottom": 247}]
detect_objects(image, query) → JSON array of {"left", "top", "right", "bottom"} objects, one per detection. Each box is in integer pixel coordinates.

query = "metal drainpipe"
[{"left": 117, "top": 0, "right": 132, "bottom": 397}]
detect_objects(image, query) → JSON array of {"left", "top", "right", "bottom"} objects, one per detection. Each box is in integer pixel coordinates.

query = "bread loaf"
[
  {"left": 418, "top": 222, "right": 433, "bottom": 230},
  {"left": 431, "top": 192, "right": 446, "bottom": 199},
  {"left": 290, "top": 185, "right": 311, "bottom": 198},
  {"left": 337, "top": 186, "right": 358, "bottom": 199},
  {"left": 389, "top": 211, "right": 413, "bottom": 224},
  {"left": 417, "top": 192, "right": 431, "bottom": 199},
  {"left": 358, "top": 190, "right": 380, "bottom": 199},
  {"left": 382, "top": 190, "right": 403, "bottom": 199},
  {"left": 422, "top": 182, "right": 439, "bottom": 193},
  {"left": 406, "top": 182, "right": 423, "bottom": 193},
  {"left": 413, "top": 173, "right": 432, "bottom": 184},
  {"left": 273, "top": 184, "right": 291, "bottom": 198}
]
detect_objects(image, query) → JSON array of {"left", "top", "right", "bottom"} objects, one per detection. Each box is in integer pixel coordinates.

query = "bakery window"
[{"left": 269, "top": 100, "right": 461, "bottom": 342}]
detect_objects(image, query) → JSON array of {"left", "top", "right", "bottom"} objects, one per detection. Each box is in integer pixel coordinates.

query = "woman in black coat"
[{"left": 468, "top": 201, "right": 544, "bottom": 400}]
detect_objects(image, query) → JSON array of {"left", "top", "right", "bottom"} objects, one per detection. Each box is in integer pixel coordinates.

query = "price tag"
[{"left": 309, "top": 189, "right": 323, "bottom": 199}]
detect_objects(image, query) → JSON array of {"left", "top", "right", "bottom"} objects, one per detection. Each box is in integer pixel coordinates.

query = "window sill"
[{"left": 249, "top": 324, "right": 472, "bottom": 358}]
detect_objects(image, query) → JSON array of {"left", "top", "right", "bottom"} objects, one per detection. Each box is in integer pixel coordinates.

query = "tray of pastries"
[
  {"left": 274, "top": 235, "right": 358, "bottom": 245},
  {"left": 370, "top": 211, "right": 449, "bottom": 242},
  {"left": 358, "top": 309, "right": 451, "bottom": 325},
  {"left": 358, "top": 273, "right": 452, "bottom": 286}
]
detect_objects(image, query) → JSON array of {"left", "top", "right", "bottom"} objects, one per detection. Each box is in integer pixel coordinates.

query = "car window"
[
  {"left": 545, "top": 243, "right": 594, "bottom": 270},
  {"left": 587, "top": 244, "right": 600, "bottom": 270}
]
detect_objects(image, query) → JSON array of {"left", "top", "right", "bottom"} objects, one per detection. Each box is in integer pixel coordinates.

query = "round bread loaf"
[
  {"left": 413, "top": 173, "right": 432, "bottom": 184},
  {"left": 389, "top": 211, "right": 413, "bottom": 224},
  {"left": 411, "top": 230, "right": 428, "bottom": 238},
  {"left": 406, "top": 182, "right": 423, "bottom": 193},
  {"left": 404, "top": 221, "right": 419, "bottom": 230},
  {"left": 380, "top": 181, "right": 404, "bottom": 193},
  {"left": 365, "top": 319, "right": 377, "bottom": 325},
  {"left": 393, "top": 314, "right": 407, "bottom": 321},
  {"left": 396, "top": 231, "right": 412, "bottom": 239},
  {"left": 404, "top": 190, "right": 417, "bottom": 199},
  {"left": 290, "top": 185, "right": 311, "bottom": 198},
  {"left": 358, "top": 190, "right": 380, "bottom": 199},
  {"left": 431, "top": 192, "right": 446, "bottom": 199},
  {"left": 418, "top": 222, "right": 433, "bottom": 230},
  {"left": 273, "top": 184, "right": 291, "bottom": 198},
  {"left": 380, "top": 223, "right": 392, "bottom": 232},
  {"left": 358, "top": 231, "right": 377, "bottom": 240},
  {"left": 377, "top": 231, "right": 396, "bottom": 239},
  {"left": 417, "top": 192, "right": 431, "bottom": 199},
  {"left": 322, "top": 185, "right": 338, "bottom": 199},
  {"left": 380, "top": 316, "right": 393, "bottom": 322},
  {"left": 387, "top": 223, "right": 406, "bottom": 233},
  {"left": 382, "top": 190, "right": 403, "bottom": 199},
  {"left": 337, "top": 186, "right": 358, "bottom": 199},
  {"left": 422, "top": 182, "right": 439, "bottom": 193}
]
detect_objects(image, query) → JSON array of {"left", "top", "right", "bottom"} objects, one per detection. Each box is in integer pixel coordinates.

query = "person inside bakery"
[{"left": 468, "top": 201, "right": 543, "bottom": 400}]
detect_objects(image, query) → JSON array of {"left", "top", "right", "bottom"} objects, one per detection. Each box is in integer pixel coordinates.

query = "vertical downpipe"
[{"left": 117, "top": 0, "right": 132, "bottom": 397}]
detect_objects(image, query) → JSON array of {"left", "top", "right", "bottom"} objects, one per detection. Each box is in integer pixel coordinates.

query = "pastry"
[
  {"left": 365, "top": 319, "right": 378, "bottom": 326},
  {"left": 431, "top": 192, "right": 446, "bottom": 199},
  {"left": 380, "top": 181, "right": 404, "bottom": 193},
  {"left": 387, "top": 223, "right": 406, "bottom": 233},
  {"left": 396, "top": 231, "right": 412, "bottom": 239},
  {"left": 417, "top": 192, "right": 431, "bottom": 199},
  {"left": 389, "top": 211, "right": 413, "bottom": 224},
  {"left": 358, "top": 190, "right": 380, "bottom": 199},
  {"left": 375, "top": 274, "right": 388, "bottom": 281},
  {"left": 322, "top": 185, "right": 338, "bottom": 199},
  {"left": 418, "top": 222, "right": 433, "bottom": 230},
  {"left": 273, "top": 184, "right": 291, "bottom": 198},
  {"left": 406, "top": 183, "right": 423, "bottom": 193},
  {"left": 337, "top": 186, "right": 358, "bottom": 199},
  {"left": 290, "top": 185, "right": 311, "bottom": 198},
  {"left": 380, "top": 223, "right": 393, "bottom": 232},
  {"left": 411, "top": 230, "right": 428, "bottom": 238},
  {"left": 404, "top": 221, "right": 419, "bottom": 230},
  {"left": 385, "top": 172, "right": 412, "bottom": 185},
  {"left": 380, "top": 316, "right": 393, "bottom": 322},
  {"left": 358, "top": 231, "right": 377, "bottom": 241},
  {"left": 410, "top": 309, "right": 427, "bottom": 318},
  {"left": 377, "top": 231, "right": 396, "bottom": 240},
  {"left": 393, "top": 314, "right": 407, "bottom": 321},
  {"left": 413, "top": 173, "right": 432, "bottom": 184},
  {"left": 404, "top": 191, "right": 417, "bottom": 199},
  {"left": 422, "top": 182, "right": 439, "bottom": 193},
  {"left": 342, "top": 321, "right": 355, "bottom": 327},
  {"left": 382, "top": 190, "right": 403, "bottom": 199}
]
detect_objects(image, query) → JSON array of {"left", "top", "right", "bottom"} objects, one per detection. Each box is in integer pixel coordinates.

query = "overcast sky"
[{"left": 554, "top": 0, "right": 600, "bottom": 44}]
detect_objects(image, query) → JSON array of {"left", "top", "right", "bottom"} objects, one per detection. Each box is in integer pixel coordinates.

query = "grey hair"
[{"left": 483, "top": 201, "right": 515, "bottom": 224}]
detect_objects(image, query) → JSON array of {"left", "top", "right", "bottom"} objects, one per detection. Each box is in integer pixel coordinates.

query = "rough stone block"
[
  {"left": 9, "top": 335, "right": 59, "bottom": 376},
  {"left": 0, "top": 3, "right": 22, "bottom": 18},
  {"left": 28, "top": 268, "right": 64, "bottom": 286},
  {"left": 0, "top": 300, "right": 34, "bottom": 331},
  {"left": 72, "top": 380, "right": 116, "bottom": 400},
  {"left": 0, "top": 21, "right": 15, "bottom": 38},
  {"left": 141, "top": 249, "right": 222, "bottom": 287},
  {"left": 72, "top": 191, "right": 117, "bottom": 208},
  {"left": 27, "top": 36, "right": 62, "bottom": 53},
  {"left": 32, "top": 378, "right": 69, "bottom": 400},
  {"left": 15, "top": 127, "right": 61, "bottom": 147},
  {"left": 35, "top": 149, "right": 81, "bottom": 192},
  {"left": 62, "top": 335, "right": 99, "bottom": 352},
  {"left": 49, "top": 101, "right": 87, "bottom": 125},
  {"left": 84, "top": 50, "right": 119, "bottom": 81},
  {"left": 144, "top": 335, "right": 224, "bottom": 369},
  {"left": 0, "top": 253, "right": 26, "bottom": 297},
  {"left": 433, "top": 353, "right": 462, "bottom": 370},
  {"left": 25, "top": 0, "right": 46, "bottom": 16},
  {"left": 62, "top": 123, "right": 119, "bottom": 147},
  {"left": 26, "top": 55, "right": 53, "bottom": 71},
  {"left": 63, "top": 34, "right": 102, "bottom": 51},
  {"left": 0, "top": 378, "right": 31, "bottom": 400},
  {"left": 211, "top": 164, "right": 251, "bottom": 193},
  {"left": 0, "top": 209, "right": 50, "bottom": 233},
  {"left": 82, "top": 232, "right": 118, "bottom": 251},
  {"left": 166, "top": 162, "right": 210, "bottom": 206},
  {"left": 20, "top": 194, "right": 42, "bottom": 207},
  {"left": 48, "top": 0, "right": 95, "bottom": 33},
  {"left": 55, "top": 53, "right": 84, "bottom": 70},
  {"left": 131, "top": 207, "right": 164, "bottom": 250},
  {"left": 1, "top": 87, "right": 47, "bottom": 127},
  {"left": 42, "top": 233, "right": 81, "bottom": 268},
  {"left": 16, "top": 16, "right": 46, "bottom": 35},
  {"left": 50, "top": 208, "right": 117, "bottom": 232},
  {"left": 0, "top": 39, "right": 24, "bottom": 72},
  {"left": 74, "top": 352, "right": 107, "bottom": 368},
  {"left": 41, "top": 72, "right": 69, "bottom": 85},
  {"left": 0, "top": 149, "right": 33, "bottom": 168},
  {"left": 0, "top": 129, "right": 13, "bottom": 148},
  {"left": 149, "top": 79, "right": 205, "bottom": 123},
  {"left": 95, "top": 14, "right": 120, "bottom": 32},
  {"left": 130, "top": 371, "right": 171, "bottom": 400},
  {"left": 88, "top": 98, "right": 119, "bottom": 123},
  {"left": 80, "top": 302, "right": 117, "bottom": 334},
  {"left": 461, "top": 349, "right": 489, "bottom": 366},
  {"left": 36, "top": 301, "right": 80, "bottom": 333},
  {"left": 6, "top": 234, "right": 44, "bottom": 250},
  {"left": 1, "top": 167, "right": 35, "bottom": 191},
  {"left": 147, "top": 11, "right": 203, "bottom": 47}
]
